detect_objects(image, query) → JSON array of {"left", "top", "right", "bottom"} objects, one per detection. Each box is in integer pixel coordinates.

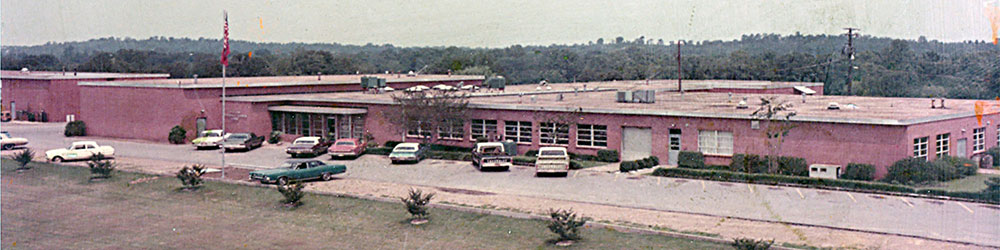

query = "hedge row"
[
  {"left": 841, "top": 163, "right": 876, "bottom": 181},
  {"left": 524, "top": 149, "right": 619, "bottom": 163},
  {"left": 650, "top": 167, "right": 1000, "bottom": 203},
  {"left": 883, "top": 156, "right": 977, "bottom": 185},
  {"left": 620, "top": 156, "right": 659, "bottom": 172},
  {"left": 677, "top": 151, "right": 808, "bottom": 177}
]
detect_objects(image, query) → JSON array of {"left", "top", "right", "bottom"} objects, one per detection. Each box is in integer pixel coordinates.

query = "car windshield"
[
  {"left": 279, "top": 162, "right": 297, "bottom": 169},
  {"left": 336, "top": 141, "right": 355, "bottom": 146},
  {"left": 229, "top": 135, "right": 248, "bottom": 140},
  {"left": 540, "top": 150, "right": 566, "bottom": 156},
  {"left": 395, "top": 147, "right": 415, "bottom": 151},
  {"left": 295, "top": 140, "right": 316, "bottom": 144},
  {"left": 203, "top": 132, "right": 221, "bottom": 137}
]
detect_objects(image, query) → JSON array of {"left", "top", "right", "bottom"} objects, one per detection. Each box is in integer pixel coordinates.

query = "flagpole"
[{"left": 221, "top": 64, "right": 226, "bottom": 179}]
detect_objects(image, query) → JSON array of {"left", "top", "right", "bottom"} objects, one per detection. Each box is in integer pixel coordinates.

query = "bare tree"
[
  {"left": 388, "top": 90, "right": 471, "bottom": 144},
  {"left": 750, "top": 96, "right": 796, "bottom": 174}
]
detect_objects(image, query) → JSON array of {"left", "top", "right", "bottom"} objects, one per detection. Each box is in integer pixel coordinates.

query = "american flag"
[{"left": 221, "top": 11, "right": 230, "bottom": 66}]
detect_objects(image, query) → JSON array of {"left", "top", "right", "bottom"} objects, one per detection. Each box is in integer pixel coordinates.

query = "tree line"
[{"left": 3, "top": 33, "right": 998, "bottom": 99}]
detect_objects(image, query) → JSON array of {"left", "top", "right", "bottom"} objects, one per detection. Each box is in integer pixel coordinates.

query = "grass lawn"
[
  {"left": 0, "top": 159, "right": 728, "bottom": 249},
  {"left": 922, "top": 174, "right": 1000, "bottom": 193}
]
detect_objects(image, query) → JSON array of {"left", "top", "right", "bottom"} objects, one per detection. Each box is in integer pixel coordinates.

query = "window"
[
  {"left": 439, "top": 120, "right": 464, "bottom": 140},
  {"left": 973, "top": 127, "right": 985, "bottom": 152},
  {"left": 471, "top": 119, "right": 498, "bottom": 141},
  {"left": 406, "top": 121, "right": 432, "bottom": 138},
  {"left": 577, "top": 124, "right": 608, "bottom": 147},
  {"left": 539, "top": 122, "right": 570, "bottom": 145},
  {"left": 504, "top": 121, "right": 532, "bottom": 143},
  {"left": 935, "top": 133, "right": 950, "bottom": 158},
  {"left": 913, "top": 137, "right": 928, "bottom": 160},
  {"left": 301, "top": 114, "right": 312, "bottom": 136},
  {"left": 698, "top": 130, "right": 733, "bottom": 156}
]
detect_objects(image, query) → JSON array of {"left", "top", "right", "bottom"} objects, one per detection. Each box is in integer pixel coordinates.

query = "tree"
[
  {"left": 176, "top": 164, "right": 205, "bottom": 190},
  {"left": 547, "top": 209, "right": 589, "bottom": 246},
  {"left": 388, "top": 90, "right": 470, "bottom": 144},
  {"left": 277, "top": 181, "right": 305, "bottom": 207},
  {"left": 87, "top": 153, "right": 116, "bottom": 179},
  {"left": 401, "top": 188, "right": 434, "bottom": 224},
  {"left": 9, "top": 149, "right": 35, "bottom": 170},
  {"left": 750, "top": 97, "right": 796, "bottom": 174}
]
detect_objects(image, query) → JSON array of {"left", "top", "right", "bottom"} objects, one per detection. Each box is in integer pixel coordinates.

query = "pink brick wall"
[{"left": 2, "top": 76, "right": 167, "bottom": 122}]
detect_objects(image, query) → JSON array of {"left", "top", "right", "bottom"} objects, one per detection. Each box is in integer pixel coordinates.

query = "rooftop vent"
[
  {"left": 827, "top": 102, "right": 841, "bottom": 110},
  {"left": 736, "top": 97, "right": 749, "bottom": 109}
]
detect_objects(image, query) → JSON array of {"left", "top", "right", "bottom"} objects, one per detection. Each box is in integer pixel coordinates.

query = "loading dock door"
[{"left": 622, "top": 127, "right": 652, "bottom": 161}]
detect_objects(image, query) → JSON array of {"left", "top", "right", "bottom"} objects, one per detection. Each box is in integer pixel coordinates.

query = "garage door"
[{"left": 622, "top": 127, "right": 652, "bottom": 161}]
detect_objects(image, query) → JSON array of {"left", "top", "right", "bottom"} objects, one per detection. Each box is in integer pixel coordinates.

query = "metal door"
[
  {"left": 621, "top": 127, "right": 652, "bottom": 161},
  {"left": 196, "top": 117, "right": 207, "bottom": 136},
  {"left": 956, "top": 138, "right": 967, "bottom": 157},
  {"left": 668, "top": 129, "right": 682, "bottom": 165},
  {"left": 326, "top": 117, "right": 337, "bottom": 139}
]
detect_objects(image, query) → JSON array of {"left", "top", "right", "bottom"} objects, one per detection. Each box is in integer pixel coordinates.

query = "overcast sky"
[{"left": 0, "top": 0, "right": 994, "bottom": 47}]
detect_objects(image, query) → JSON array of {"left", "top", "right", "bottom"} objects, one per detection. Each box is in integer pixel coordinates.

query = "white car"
[
  {"left": 1, "top": 131, "right": 28, "bottom": 150},
  {"left": 535, "top": 147, "right": 570, "bottom": 176},
  {"left": 192, "top": 129, "right": 228, "bottom": 149},
  {"left": 46, "top": 141, "right": 115, "bottom": 162}
]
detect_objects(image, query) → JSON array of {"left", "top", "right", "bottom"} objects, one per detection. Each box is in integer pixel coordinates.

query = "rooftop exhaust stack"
[
  {"left": 736, "top": 97, "right": 749, "bottom": 109},
  {"left": 193, "top": 74, "right": 198, "bottom": 84},
  {"left": 940, "top": 98, "right": 945, "bottom": 108}
]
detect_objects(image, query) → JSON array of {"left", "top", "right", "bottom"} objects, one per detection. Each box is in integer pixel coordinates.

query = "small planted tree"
[
  {"left": 751, "top": 97, "right": 796, "bottom": 174},
  {"left": 732, "top": 237, "right": 774, "bottom": 250},
  {"left": 388, "top": 91, "right": 470, "bottom": 145},
  {"left": 277, "top": 181, "right": 305, "bottom": 207},
  {"left": 168, "top": 125, "right": 187, "bottom": 144},
  {"left": 547, "top": 209, "right": 589, "bottom": 246},
  {"left": 401, "top": 188, "right": 435, "bottom": 225},
  {"left": 10, "top": 149, "right": 35, "bottom": 170},
  {"left": 268, "top": 131, "right": 283, "bottom": 144},
  {"left": 176, "top": 164, "right": 205, "bottom": 190},
  {"left": 87, "top": 153, "right": 116, "bottom": 179}
]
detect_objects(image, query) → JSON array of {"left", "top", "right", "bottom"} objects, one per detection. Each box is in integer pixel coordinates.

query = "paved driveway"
[{"left": 4, "top": 122, "right": 999, "bottom": 247}]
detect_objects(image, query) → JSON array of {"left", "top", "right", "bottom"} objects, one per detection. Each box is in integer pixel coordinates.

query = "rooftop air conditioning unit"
[
  {"left": 617, "top": 91, "right": 633, "bottom": 103},
  {"left": 633, "top": 90, "right": 655, "bottom": 103}
]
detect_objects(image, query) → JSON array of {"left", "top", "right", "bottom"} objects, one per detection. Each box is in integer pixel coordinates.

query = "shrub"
[
  {"left": 547, "top": 209, "right": 588, "bottom": 243},
  {"left": 986, "top": 177, "right": 1000, "bottom": 192},
  {"left": 842, "top": 163, "right": 876, "bottom": 181},
  {"left": 651, "top": 167, "right": 915, "bottom": 193},
  {"left": 677, "top": 151, "right": 706, "bottom": 169},
  {"left": 730, "top": 154, "right": 768, "bottom": 174},
  {"left": 649, "top": 156, "right": 660, "bottom": 166},
  {"left": 732, "top": 238, "right": 773, "bottom": 250},
  {"left": 168, "top": 125, "right": 187, "bottom": 144},
  {"left": 401, "top": 188, "right": 434, "bottom": 221},
  {"left": 87, "top": 153, "right": 116, "bottom": 179},
  {"left": 774, "top": 156, "right": 808, "bottom": 176},
  {"left": 427, "top": 151, "right": 470, "bottom": 161},
  {"left": 513, "top": 156, "right": 535, "bottom": 166},
  {"left": 619, "top": 161, "right": 637, "bottom": 172},
  {"left": 268, "top": 131, "right": 283, "bottom": 144},
  {"left": 366, "top": 147, "right": 393, "bottom": 155},
  {"left": 64, "top": 121, "right": 86, "bottom": 137},
  {"left": 597, "top": 149, "right": 619, "bottom": 162},
  {"left": 9, "top": 149, "right": 34, "bottom": 170},
  {"left": 384, "top": 141, "right": 402, "bottom": 148},
  {"left": 936, "top": 155, "right": 978, "bottom": 177},
  {"left": 569, "top": 160, "right": 583, "bottom": 170},
  {"left": 884, "top": 157, "right": 975, "bottom": 185},
  {"left": 176, "top": 164, "right": 205, "bottom": 190},
  {"left": 428, "top": 144, "right": 473, "bottom": 152},
  {"left": 524, "top": 150, "right": 539, "bottom": 157},
  {"left": 986, "top": 147, "right": 1000, "bottom": 167},
  {"left": 277, "top": 181, "right": 305, "bottom": 207}
]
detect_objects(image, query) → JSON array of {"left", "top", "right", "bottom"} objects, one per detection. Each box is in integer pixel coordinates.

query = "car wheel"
[
  {"left": 322, "top": 172, "right": 333, "bottom": 181},
  {"left": 277, "top": 177, "right": 289, "bottom": 186},
  {"left": 2, "top": 144, "right": 13, "bottom": 150},
  {"left": 391, "top": 160, "right": 398, "bottom": 164},
  {"left": 291, "top": 153, "right": 298, "bottom": 158},
  {"left": 52, "top": 156, "right": 64, "bottom": 163}
]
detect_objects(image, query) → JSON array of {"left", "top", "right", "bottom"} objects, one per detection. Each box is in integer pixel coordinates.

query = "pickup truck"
[
  {"left": 286, "top": 136, "right": 332, "bottom": 157},
  {"left": 191, "top": 129, "right": 228, "bottom": 149},
  {"left": 535, "top": 147, "right": 569, "bottom": 176},
  {"left": 220, "top": 132, "right": 264, "bottom": 152},
  {"left": 1, "top": 131, "right": 28, "bottom": 150},
  {"left": 472, "top": 142, "right": 512, "bottom": 171},
  {"left": 328, "top": 138, "right": 367, "bottom": 158},
  {"left": 249, "top": 159, "right": 347, "bottom": 185},
  {"left": 45, "top": 141, "right": 115, "bottom": 162}
]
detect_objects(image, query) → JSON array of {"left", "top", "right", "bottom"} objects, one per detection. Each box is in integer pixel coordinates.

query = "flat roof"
[
  {"left": 78, "top": 74, "right": 484, "bottom": 89},
  {"left": 231, "top": 80, "right": 997, "bottom": 126},
  {"left": 0, "top": 70, "right": 169, "bottom": 80},
  {"left": 268, "top": 105, "right": 367, "bottom": 115}
]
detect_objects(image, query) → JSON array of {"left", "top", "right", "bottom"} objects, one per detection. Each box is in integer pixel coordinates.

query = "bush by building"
[
  {"left": 883, "top": 157, "right": 977, "bottom": 185},
  {"left": 168, "top": 125, "right": 187, "bottom": 144},
  {"left": 730, "top": 154, "right": 768, "bottom": 173},
  {"left": 268, "top": 131, "right": 283, "bottom": 144},
  {"left": 596, "top": 149, "right": 619, "bottom": 162},
  {"left": 64, "top": 121, "right": 86, "bottom": 137},
  {"left": 841, "top": 163, "right": 876, "bottom": 181},
  {"left": 384, "top": 141, "right": 402, "bottom": 148},
  {"left": 986, "top": 147, "right": 1000, "bottom": 167},
  {"left": 513, "top": 156, "right": 535, "bottom": 166},
  {"left": 677, "top": 151, "right": 706, "bottom": 169},
  {"left": 619, "top": 156, "right": 659, "bottom": 172}
]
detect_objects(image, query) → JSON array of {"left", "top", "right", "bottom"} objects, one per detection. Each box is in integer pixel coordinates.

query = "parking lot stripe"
[
  {"left": 846, "top": 192, "right": 857, "bottom": 203},
  {"left": 657, "top": 177, "right": 661, "bottom": 185},
  {"left": 747, "top": 183, "right": 754, "bottom": 193},
  {"left": 701, "top": 181, "right": 706, "bottom": 191},
  {"left": 898, "top": 197, "right": 914, "bottom": 208},
  {"left": 796, "top": 188, "right": 804, "bottom": 199},
  {"left": 956, "top": 202, "right": 974, "bottom": 214},
  {"left": 573, "top": 171, "right": 579, "bottom": 178}
]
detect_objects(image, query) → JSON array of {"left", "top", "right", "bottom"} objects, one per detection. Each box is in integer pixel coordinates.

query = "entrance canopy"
[{"left": 267, "top": 105, "right": 367, "bottom": 115}]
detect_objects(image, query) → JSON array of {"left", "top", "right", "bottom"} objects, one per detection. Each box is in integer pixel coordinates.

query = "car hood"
[
  {"left": 192, "top": 137, "right": 223, "bottom": 143},
  {"left": 3, "top": 137, "right": 28, "bottom": 142},
  {"left": 45, "top": 148, "right": 68, "bottom": 156},
  {"left": 250, "top": 168, "right": 288, "bottom": 176}
]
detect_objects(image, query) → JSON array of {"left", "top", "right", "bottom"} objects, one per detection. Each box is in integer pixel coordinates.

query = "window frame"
[
  {"left": 935, "top": 133, "right": 950, "bottom": 158},
  {"left": 539, "top": 122, "right": 570, "bottom": 146},
  {"left": 438, "top": 120, "right": 465, "bottom": 140},
  {"left": 972, "top": 127, "right": 985, "bottom": 152},
  {"left": 913, "top": 136, "right": 929, "bottom": 161},
  {"left": 698, "top": 130, "right": 733, "bottom": 156},
  {"left": 576, "top": 124, "right": 608, "bottom": 148},
  {"left": 470, "top": 119, "right": 498, "bottom": 141},
  {"left": 504, "top": 121, "right": 532, "bottom": 144}
]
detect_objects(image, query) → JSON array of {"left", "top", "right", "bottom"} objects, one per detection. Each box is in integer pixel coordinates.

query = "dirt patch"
[
  {"left": 437, "top": 187, "right": 495, "bottom": 196},
  {"left": 869, "top": 195, "right": 886, "bottom": 200}
]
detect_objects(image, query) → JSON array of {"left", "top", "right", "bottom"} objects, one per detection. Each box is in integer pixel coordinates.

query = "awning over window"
[
  {"left": 267, "top": 105, "right": 367, "bottom": 115},
  {"left": 793, "top": 86, "right": 816, "bottom": 95}
]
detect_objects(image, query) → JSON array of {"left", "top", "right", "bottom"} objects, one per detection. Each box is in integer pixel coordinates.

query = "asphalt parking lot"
[{"left": 4, "top": 121, "right": 999, "bottom": 247}]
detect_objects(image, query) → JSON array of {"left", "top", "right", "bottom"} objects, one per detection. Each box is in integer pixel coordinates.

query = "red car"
[{"left": 328, "top": 138, "right": 367, "bottom": 158}]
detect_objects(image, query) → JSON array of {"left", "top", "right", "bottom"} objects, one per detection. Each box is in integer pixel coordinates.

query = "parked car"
[
  {"left": 220, "top": 133, "right": 264, "bottom": 152},
  {"left": 328, "top": 138, "right": 367, "bottom": 158},
  {"left": 1, "top": 131, "right": 28, "bottom": 150},
  {"left": 249, "top": 159, "right": 347, "bottom": 185},
  {"left": 191, "top": 129, "right": 228, "bottom": 149},
  {"left": 389, "top": 142, "right": 427, "bottom": 164},
  {"left": 286, "top": 136, "right": 332, "bottom": 157},
  {"left": 535, "top": 147, "right": 570, "bottom": 176},
  {"left": 45, "top": 141, "right": 115, "bottom": 162},
  {"left": 472, "top": 142, "right": 512, "bottom": 171}
]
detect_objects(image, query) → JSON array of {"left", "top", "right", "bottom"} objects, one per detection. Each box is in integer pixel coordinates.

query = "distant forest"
[{"left": 2, "top": 33, "right": 999, "bottom": 99}]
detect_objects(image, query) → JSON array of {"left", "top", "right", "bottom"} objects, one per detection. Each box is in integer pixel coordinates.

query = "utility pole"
[
  {"left": 843, "top": 28, "right": 859, "bottom": 95},
  {"left": 677, "top": 40, "right": 683, "bottom": 94}
]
